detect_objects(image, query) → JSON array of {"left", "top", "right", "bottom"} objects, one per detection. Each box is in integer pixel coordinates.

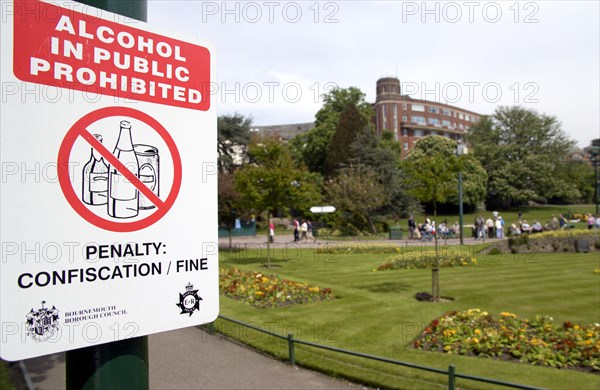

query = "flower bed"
[
  {"left": 377, "top": 250, "right": 477, "bottom": 271},
  {"left": 414, "top": 309, "right": 600, "bottom": 372},
  {"left": 220, "top": 267, "right": 334, "bottom": 308}
]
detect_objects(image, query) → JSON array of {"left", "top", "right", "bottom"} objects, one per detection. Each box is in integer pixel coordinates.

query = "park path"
[{"left": 19, "top": 326, "right": 362, "bottom": 389}]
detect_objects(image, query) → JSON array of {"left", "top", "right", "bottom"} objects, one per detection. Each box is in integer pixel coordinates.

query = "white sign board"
[
  {"left": 1, "top": 0, "right": 218, "bottom": 361},
  {"left": 310, "top": 206, "right": 336, "bottom": 214}
]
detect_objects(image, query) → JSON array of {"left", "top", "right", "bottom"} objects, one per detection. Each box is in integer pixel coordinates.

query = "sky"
[{"left": 149, "top": 1, "right": 599, "bottom": 148}]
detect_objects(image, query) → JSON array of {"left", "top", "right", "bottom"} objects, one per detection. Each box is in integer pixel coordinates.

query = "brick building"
[{"left": 375, "top": 77, "right": 481, "bottom": 158}]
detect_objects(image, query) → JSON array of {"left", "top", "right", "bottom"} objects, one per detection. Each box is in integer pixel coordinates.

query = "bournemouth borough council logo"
[
  {"left": 25, "top": 301, "right": 60, "bottom": 342},
  {"left": 176, "top": 282, "right": 202, "bottom": 316}
]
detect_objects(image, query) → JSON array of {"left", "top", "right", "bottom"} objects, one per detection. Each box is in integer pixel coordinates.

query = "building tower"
[{"left": 374, "top": 77, "right": 481, "bottom": 158}]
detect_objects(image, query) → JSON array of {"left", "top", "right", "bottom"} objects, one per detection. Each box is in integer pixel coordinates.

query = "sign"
[
  {"left": 310, "top": 206, "right": 336, "bottom": 214},
  {"left": 1, "top": 0, "right": 218, "bottom": 361}
]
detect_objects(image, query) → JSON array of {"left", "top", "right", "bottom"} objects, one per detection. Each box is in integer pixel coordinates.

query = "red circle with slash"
[{"left": 58, "top": 107, "right": 182, "bottom": 232}]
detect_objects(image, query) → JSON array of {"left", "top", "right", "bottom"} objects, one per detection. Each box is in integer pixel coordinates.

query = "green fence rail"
[{"left": 214, "top": 315, "right": 544, "bottom": 390}]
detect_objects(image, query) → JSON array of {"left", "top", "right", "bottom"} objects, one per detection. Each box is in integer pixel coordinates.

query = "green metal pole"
[
  {"left": 66, "top": 337, "right": 149, "bottom": 389},
  {"left": 448, "top": 364, "right": 456, "bottom": 390},
  {"left": 287, "top": 333, "right": 296, "bottom": 365},
  {"left": 66, "top": 1, "right": 148, "bottom": 389}
]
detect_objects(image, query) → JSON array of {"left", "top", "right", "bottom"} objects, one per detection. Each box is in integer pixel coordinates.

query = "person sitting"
[
  {"left": 510, "top": 223, "right": 521, "bottom": 236},
  {"left": 520, "top": 220, "right": 531, "bottom": 234},
  {"left": 531, "top": 220, "right": 543, "bottom": 233},
  {"left": 438, "top": 223, "right": 450, "bottom": 239},
  {"left": 452, "top": 221, "right": 460, "bottom": 238}
]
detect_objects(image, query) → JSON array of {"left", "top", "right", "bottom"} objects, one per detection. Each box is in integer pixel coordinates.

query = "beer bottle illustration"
[
  {"left": 82, "top": 134, "right": 108, "bottom": 205},
  {"left": 108, "top": 120, "right": 140, "bottom": 218}
]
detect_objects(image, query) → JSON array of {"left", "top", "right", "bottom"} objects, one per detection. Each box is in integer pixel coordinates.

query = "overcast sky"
[{"left": 149, "top": 1, "right": 599, "bottom": 148}]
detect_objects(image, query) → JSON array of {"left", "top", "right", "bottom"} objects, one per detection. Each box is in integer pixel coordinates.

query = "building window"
[
  {"left": 442, "top": 108, "right": 451, "bottom": 116},
  {"left": 459, "top": 124, "right": 464, "bottom": 129},
  {"left": 411, "top": 116, "right": 425, "bottom": 124},
  {"left": 402, "top": 115, "right": 408, "bottom": 122},
  {"left": 427, "top": 118, "right": 440, "bottom": 126},
  {"left": 403, "top": 142, "right": 409, "bottom": 151},
  {"left": 403, "top": 129, "right": 408, "bottom": 136},
  {"left": 411, "top": 104, "right": 425, "bottom": 112},
  {"left": 464, "top": 114, "right": 470, "bottom": 122},
  {"left": 402, "top": 103, "right": 407, "bottom": 110},
  {"left": 458, "top": 113, "right": 464, "bottom": 120},
  {"left": 442, "top": 120, "right": 451, "bottom": 127},
  {"left": 428, "top": 106, "right": 439, "bottom": 114},
  {"left": 393, "top": 104, "right": 398, "bottom": 118},
  {"left": 414, "top": 129, "right": 424, "bottom": 137},
  {"left": 394, "top": 130, "right": 399, "bottom": 141},
  {"left": 471, "top": 116, "right": 478, "bottom": 123}
]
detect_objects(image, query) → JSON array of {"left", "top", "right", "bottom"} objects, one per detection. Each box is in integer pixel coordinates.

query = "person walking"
[
  {"left": 269, "top": 221, "right": 275, "bottom": 243},
  {"left": 300, "top": 220, "right": 308, "bottom": 241},
  {"left": 292, "top": 218, "right": 300, "bottom": 242},
  {"left": 408, "top": 215, "right": 416, "bottom": 240},
  {"left": 307, "top": 220, "right": 316, "bottom": 242},
  {"left": 495, "top": 217, "right": 503, "bottom": 238},
  {"left": 486, "top": 217, "right": 494, "bottom": 238}
]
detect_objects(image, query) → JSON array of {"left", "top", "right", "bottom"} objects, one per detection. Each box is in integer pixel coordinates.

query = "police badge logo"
[
  {"left": 176, "top": 282, "right": 202, "bottom": 316},
  {"left": 26, "top": 301, "right": 60, "bottom": 342}
]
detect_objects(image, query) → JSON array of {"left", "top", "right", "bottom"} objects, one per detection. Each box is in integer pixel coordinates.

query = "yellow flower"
[
  {"left": 472, "top": 337, "right": 479, "bottom": 344},
  {"left": 444, "top": 345, "right": 452, "bottom": 351},
  {"left": 474, "top": 329, "right": 481, "bottom": 335},
  {"left": 574, "top": 325, "right": 581, "bottom": 331},
  {"left": 585, "top": 340, "right": 592, "bottom": 345}
]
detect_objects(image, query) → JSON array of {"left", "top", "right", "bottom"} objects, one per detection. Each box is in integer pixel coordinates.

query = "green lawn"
[{"left": 217, "top": 244, "right": 600, "bottom": 389}]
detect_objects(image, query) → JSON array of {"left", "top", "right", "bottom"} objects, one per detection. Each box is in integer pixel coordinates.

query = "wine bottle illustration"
[
  {"left": 82, "top": 134, "right": 108, "bottom": 205},
  {"left": 108, "top": 120, "right": 140, "bottom": 218}
]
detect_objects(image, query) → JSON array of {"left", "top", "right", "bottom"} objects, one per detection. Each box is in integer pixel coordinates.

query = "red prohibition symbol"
[{"left": 58, "top": 107, "right": 182, "bottom": 232}]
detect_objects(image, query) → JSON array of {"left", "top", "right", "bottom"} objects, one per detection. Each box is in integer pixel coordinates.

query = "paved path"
[
  {"left": 220, "top": 233, "right": 500, "bottom": 248},
  {"left": 20, "top": 327, "right": 361, "bottom": 389}
]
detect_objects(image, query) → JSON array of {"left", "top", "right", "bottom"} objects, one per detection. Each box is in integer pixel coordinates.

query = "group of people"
[
  {"left": 268, "top": 218, "right": 317, "bottom": 243},
  {"left": 407, "top": 216, "right": 459, "bottom": 241},
  {"left": 292, "top": 218, "right": 316, "bottom": 243},
  {"left": 407, "top": 211, "right": 595, "bottom": 241},
  {"left": 473, "top": 213, "right": 505, "bottom": 240}
]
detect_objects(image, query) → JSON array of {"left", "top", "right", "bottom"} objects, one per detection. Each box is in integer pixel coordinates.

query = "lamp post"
[
  {"left": 590, "top": 148, "right": 599, "bottom": 215},
  {"left": 456, "top": 143, "right": 468, "bottom": 245}
]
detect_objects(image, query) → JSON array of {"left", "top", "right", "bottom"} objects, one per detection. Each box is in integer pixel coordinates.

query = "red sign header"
[{"left": 13, "top": 0, "right": 211, "bottom": 111}]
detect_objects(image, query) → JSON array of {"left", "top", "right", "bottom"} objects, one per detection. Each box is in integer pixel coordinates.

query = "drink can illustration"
[
  {"left": 134, "top": 144, "right": 160, "bottom": 210},
  {"left": 82, "top": 134, "right": 108, "bottom": 205},
  {"left": 108, "top": 121, "right": 139, "bottom": 219}
]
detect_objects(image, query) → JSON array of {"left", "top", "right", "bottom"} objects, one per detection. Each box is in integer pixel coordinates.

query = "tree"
[
  {"left": 234, "top": 137, "right": 322, "bottom": 265},
  {"left": 218, "top": 113, "right": 252, "bottom": 173},
  {"left": 402, "top": 135, "right": 487, "bottom": 302},
  {"left": 403, "top": 135, "right": 487, "bottom": 210},
  {"left": 323, "top": 104, "right": 368, "bottom": 175},
  {"left": 466, "top": 106, "right": 576, "bottom": 208},
  {"left": 324, "top": 166, "right": 386, "bottom": 234},
  {"left": 350, "top": 130, "right": 419, "bottom": 220},
  {"left": 235, "top": 137, "right": 322, "bottom": 216},
  {"left": 218, "top": 171, "right": 241, "bottom": 250},
  {"left": 289, "top": 87, "right": 372, "bottom": 173}
]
